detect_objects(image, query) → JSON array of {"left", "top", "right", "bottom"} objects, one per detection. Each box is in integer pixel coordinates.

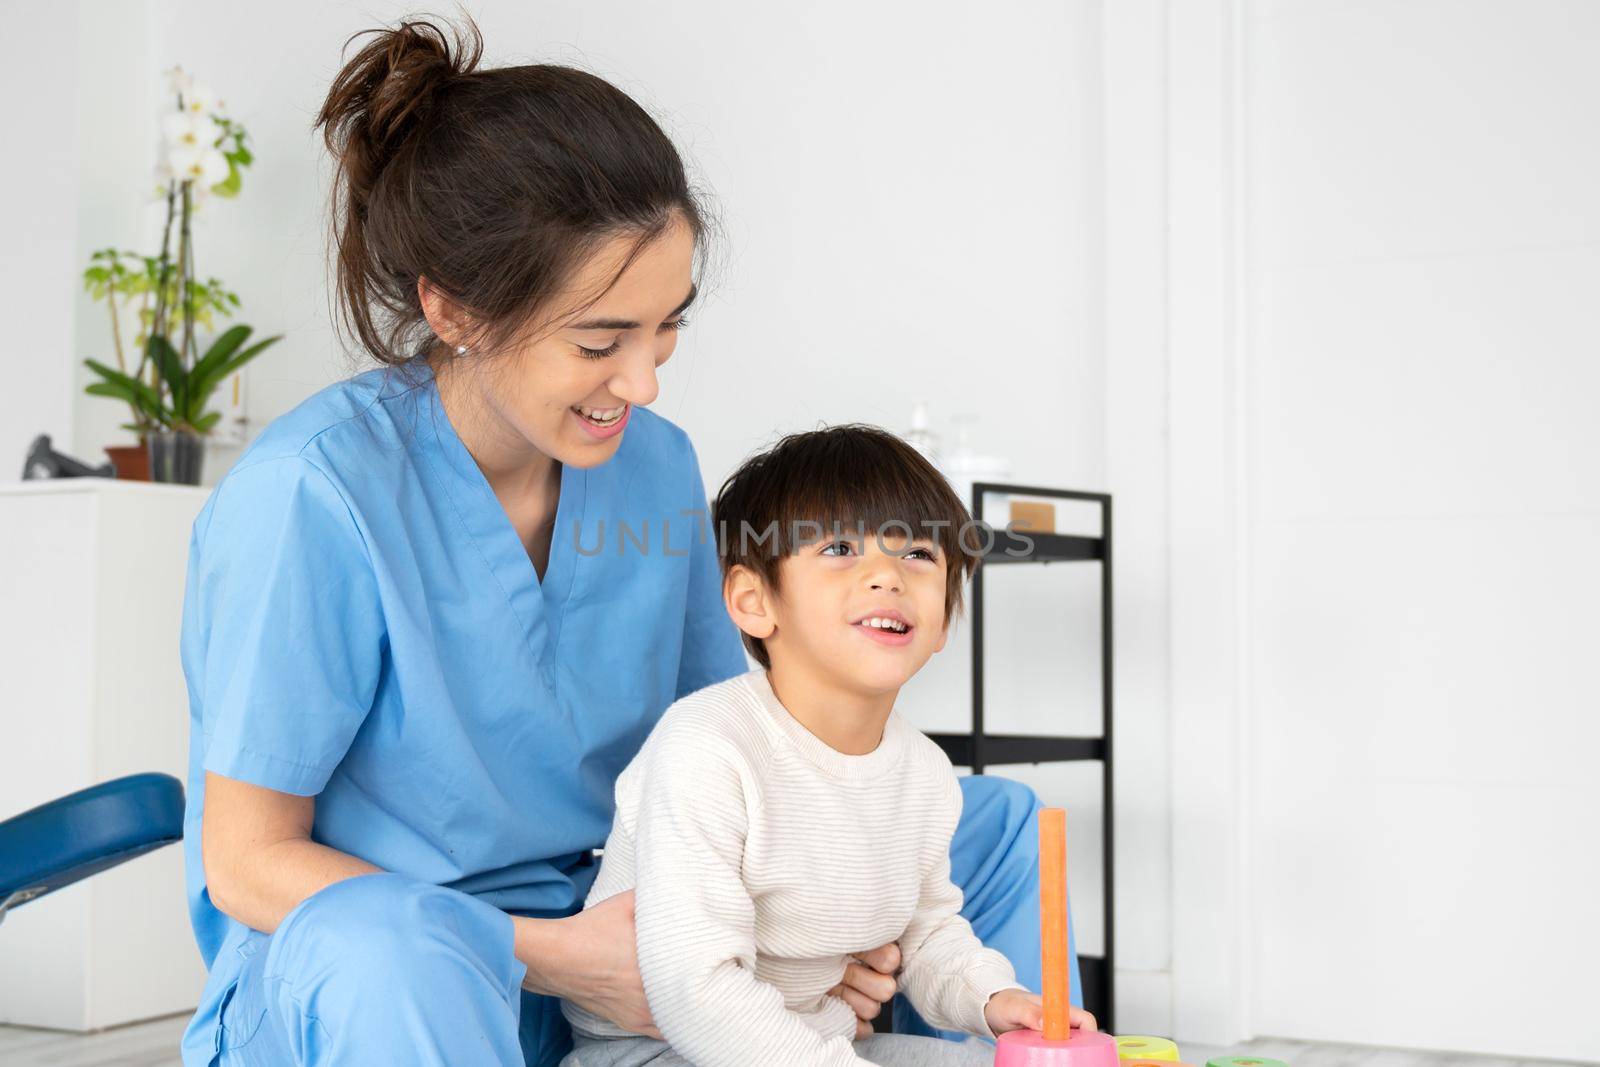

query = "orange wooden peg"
[{"left": 1040, "top": 807, "right": 1070, "bottom": 1041}]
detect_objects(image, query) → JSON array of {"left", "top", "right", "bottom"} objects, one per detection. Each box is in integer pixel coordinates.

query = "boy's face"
[{"left": 737, "top": 527, "right": 952, "bottom": 695}]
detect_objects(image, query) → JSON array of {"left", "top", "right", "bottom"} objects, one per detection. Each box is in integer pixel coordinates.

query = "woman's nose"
[{"left": 609, "top": 349, "right": 660, "bottom": 407}]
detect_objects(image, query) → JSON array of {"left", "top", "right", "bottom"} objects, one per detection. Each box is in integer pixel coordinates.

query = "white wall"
[
  {"left": 0, "top": 3, "right": 80, "bottom": 474},
  {"left": 71, "top": 0, "right": 159, "bottom": 465},
  {"left": 12, "top": 0, "right": 1158, "bottom": 1025},
  {"left": 136, "top": 0, "right": 1106, "bottom": 491},
  {"left": 21, "top": 1, "right": 1596, "bottom": 1057},
  {"left": 1163, "top": 0, "right": 1600, "bottom": 1059},
  {"left": 1101, "top": 0, "right": 1177, "bottom": 1037},
  {"left": 144, "top": 1, "right": 1119, "bottom": 967},
  {"left": 1244, "top": 1, "right": 1600, "bottom": 1058}
]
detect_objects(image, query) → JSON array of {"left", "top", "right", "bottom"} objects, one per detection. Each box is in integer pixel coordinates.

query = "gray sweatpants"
[{"left": 561, "top": 1031, "right": 994, "bottom": 1066}]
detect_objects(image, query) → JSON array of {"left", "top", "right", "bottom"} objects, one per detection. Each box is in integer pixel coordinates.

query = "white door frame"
[{"left": 1164, "top": 0, "right": 1254, "bottom": 1048}]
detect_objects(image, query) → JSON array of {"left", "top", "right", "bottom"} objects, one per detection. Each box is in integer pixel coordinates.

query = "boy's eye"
[{"left": 819, "top": 541, "right": 937, "bottom": 560}]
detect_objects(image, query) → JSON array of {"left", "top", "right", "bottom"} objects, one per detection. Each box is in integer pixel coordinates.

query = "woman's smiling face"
[{"left": 424, "top": 211, "right": 698, "bottom": 470}]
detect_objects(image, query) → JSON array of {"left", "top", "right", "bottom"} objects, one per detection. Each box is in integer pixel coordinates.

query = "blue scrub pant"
[{"left": 204, "top": 776, "right": 1079, "bottom": 1067}]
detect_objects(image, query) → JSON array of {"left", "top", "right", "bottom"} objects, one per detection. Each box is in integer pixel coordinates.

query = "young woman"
[{"left": 179, "top": 16, "right": 1079, "bottom": 1067}]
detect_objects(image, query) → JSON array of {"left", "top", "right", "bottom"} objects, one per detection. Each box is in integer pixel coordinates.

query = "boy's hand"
[
  {"left": 983, "top": 988, "right": 1098, "bottom": 1037},
  {"left": 828, "top": 942, "right": 902, "bottom": 1039}
]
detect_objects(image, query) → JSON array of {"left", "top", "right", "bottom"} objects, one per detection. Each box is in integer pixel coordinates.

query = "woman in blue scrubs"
[{"left": 179, "top": 16, "right": 1080, "bottom": 1067}]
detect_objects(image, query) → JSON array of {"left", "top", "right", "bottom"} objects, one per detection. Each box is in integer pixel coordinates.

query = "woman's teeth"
[
  {"left": 858, "top": 617, "right": 909, "bottom": 633},
  {"left": 576, "top": 403, "right": 626, "bottom": 426}
]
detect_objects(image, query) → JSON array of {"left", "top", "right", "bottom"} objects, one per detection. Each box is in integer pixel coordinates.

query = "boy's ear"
[{"left": 724, "top": 564, "right": 778, "bottom": 642}]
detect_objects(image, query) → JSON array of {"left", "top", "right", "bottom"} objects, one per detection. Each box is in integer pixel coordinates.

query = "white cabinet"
[{"left": 0, "top": 478, "right": 210, "bottom": 1031}]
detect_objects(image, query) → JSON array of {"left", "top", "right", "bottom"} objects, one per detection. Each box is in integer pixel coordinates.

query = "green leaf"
[
  {"left": 212, "top": 164, "right": 242, "bottom": 198},
  {"left": 146, "top": 334, "right": 186, "bottom": 415},
  {"left": 193, "top": 410, "right": 223, "bottom": 433},
  {"left": 86, "top": 381, "right": 137, "bottom": 404},
  {"left": 217, "top": 333, "right": 280, "bottom": 376},
  {"left": 83, "top": 363, "right": 152, "bottom": 399},
  {"left": 190, "top": 332, "right": 279, "bottom": 415},
  {"left": 84, "top": 358, "right": 164, "bottom": 413},
  {"left": 188, "top": 324, "right": 251, "bottom": 396}
]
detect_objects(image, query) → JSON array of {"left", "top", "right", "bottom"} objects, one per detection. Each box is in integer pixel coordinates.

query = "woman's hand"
[
  {"left": 514, "top": 890, "right": 662, "bottom": 1040},
  {"left": 827, "top": 942, "right": 902, "bottom": 1040},
  {"left": 983, "top": 988, "right": 1097, "bottom": 1037}
]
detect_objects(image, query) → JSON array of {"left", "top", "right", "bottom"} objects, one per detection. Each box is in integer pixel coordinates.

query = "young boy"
[{"left": 561, "top": 425, "right": 1094, "bottom": 1066}]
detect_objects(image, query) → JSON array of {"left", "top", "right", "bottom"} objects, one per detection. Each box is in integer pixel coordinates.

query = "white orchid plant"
[{"left": 82, "top": 66, "right": 279, "bottom": 436}]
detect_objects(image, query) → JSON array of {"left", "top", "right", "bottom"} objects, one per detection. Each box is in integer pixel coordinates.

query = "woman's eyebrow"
[{"left": 567, "top": 283, "right": 697, "bottom": 331}]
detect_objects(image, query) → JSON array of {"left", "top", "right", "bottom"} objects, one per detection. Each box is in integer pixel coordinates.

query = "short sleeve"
[
  {"left": 675, "top": 439, "right": 749, "bottom": 699},
  {"left": 183, "top": 455, "right": 385, "bottom": 796}
]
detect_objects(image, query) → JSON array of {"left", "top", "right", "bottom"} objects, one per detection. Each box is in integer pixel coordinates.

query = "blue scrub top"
[{"left": 178, "top": 357, "right": 748, "bottom": 976}]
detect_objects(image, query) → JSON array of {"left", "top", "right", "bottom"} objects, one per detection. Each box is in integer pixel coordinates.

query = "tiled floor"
[
  {"left": 1, "top": 1019, "right": 1592, "bottom": 1067},
  {"left": 1184, "top": 1038, "right": 1591, "bottom": 1067},
  {"left": 0, "top": 1012, "right": 190, "bottom": 1067}
]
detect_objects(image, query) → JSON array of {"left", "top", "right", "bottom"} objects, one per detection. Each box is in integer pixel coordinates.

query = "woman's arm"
[
  {"left": 201, "top": 771, "right": 380, "bottom": 934},
  {"left": 204, "top": 770, "right": 665, "bottom": 1041}
]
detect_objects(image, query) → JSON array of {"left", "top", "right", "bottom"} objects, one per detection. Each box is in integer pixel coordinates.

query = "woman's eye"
[
  {"left": 577, "top": 340, "right": 622, "bottom": 360},
  {"left": 578, "top": 318, "right": 687, "bottom": 360}
]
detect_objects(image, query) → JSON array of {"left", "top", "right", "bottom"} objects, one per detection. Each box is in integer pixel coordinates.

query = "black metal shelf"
[
  {"left": 925, "top": 733, "right": 1105, "bottom": 767},
  {"left": 967, "top": 482, "right": 1114, "bottom": 1032},
  {"left": 978, "top": 525, "right": 1103, "bottom": 565}
]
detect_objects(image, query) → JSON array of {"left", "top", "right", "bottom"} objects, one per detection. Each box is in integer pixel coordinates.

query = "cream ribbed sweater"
[{"left": 561, "top": 668, "right": 1022, "bottom": 1066}]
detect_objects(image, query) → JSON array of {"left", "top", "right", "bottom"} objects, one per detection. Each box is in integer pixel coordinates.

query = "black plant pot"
[{"left": 147, "top": 431, "right": 205, "bottom": 485}]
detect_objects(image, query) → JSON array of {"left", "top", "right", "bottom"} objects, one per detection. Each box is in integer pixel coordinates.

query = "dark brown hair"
[
  {"left": 711, "top": 424, "right": 982, "bottom": 669},
  {"left": 314, "top": 14, "right": 713, "bottom": 366}
]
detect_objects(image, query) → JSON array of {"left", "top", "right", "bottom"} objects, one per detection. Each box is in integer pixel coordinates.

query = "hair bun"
[{"left": 316, "top": 18, "right": 482, "bottom": 182}]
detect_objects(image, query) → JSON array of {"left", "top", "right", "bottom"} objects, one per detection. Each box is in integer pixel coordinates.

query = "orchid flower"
[
  {"left": 184, "top": 82, "right": 218, "bottom": 116},
  {"left": 162, "top": 111, "right": 213, "bottom": 151},
  {"left": 167, "top": 145, "right": 230, "bottom": 188}
]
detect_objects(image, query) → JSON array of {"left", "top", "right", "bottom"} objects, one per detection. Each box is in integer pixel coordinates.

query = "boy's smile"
[{"left": 851, "top": 607, "right": 914, "bottom": 647}]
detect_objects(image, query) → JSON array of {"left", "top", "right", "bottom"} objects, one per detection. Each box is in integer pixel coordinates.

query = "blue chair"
[{"left": 0, "top": 773, "right": 185, "bottom": 925}]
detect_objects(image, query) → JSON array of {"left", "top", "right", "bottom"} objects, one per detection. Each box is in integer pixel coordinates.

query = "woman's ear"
[
  {"left": 417, "top": 276, "right": 471, "bottom": 349},
  {"left": 724, "top": 564, "right": 777, "bottom": 642}
]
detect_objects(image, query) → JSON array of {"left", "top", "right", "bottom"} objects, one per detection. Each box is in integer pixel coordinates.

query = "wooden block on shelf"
[{"left": 1009, "top": 498, "right": 1057, "bottom": 533}]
